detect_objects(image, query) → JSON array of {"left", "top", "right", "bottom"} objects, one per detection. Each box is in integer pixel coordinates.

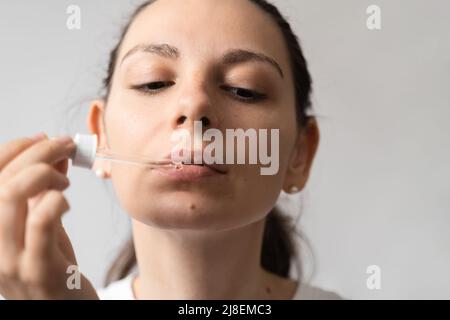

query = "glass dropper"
[
  {"left": 70, "top": 134, "right": 182, "bottom": 170},
  {"left": 95, "top": 148, "right": 181, "bottom": 169}
]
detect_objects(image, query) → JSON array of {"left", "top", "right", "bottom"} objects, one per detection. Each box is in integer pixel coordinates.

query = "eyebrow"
[{"left": 120, "top": 43, "right": 284, "bottom": 78}]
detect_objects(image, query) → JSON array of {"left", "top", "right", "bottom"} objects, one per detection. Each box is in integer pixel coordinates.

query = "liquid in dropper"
[{"left": 95, "top": 148, "right": 184, "bottom": 170}]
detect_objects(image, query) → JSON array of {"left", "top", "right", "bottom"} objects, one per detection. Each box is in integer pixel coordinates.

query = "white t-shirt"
[
  {"left": 0, "top": 274, "right": 342, "bottom": 300},
  {"left": 97, "top": 273, "right": 343, "bottom": 300}
]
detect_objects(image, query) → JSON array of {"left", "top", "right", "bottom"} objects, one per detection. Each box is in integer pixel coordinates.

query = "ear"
[
  {"left": 87, "top": 99, "right": 111, "bottom": 179},
  {"left": 283, "top": 118, "right": 320, "bottom": 194}
]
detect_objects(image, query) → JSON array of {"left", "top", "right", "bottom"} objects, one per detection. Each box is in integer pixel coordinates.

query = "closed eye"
[
  {"left": 132, "top": 81, "right": 174, "bottom": 94},
  {"left": 131, "top": 82, "right": 267, "bottom": 103},
  {"left": 220, "top": 85, "right": 267, "bottom": 103}
]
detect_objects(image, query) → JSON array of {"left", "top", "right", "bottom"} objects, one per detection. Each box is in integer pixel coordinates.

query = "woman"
[{"left": 0, "top": 0, "right": 341, "bottom": 299}]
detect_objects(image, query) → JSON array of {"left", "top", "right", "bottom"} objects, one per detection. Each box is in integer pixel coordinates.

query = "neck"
[{"left": 131, "top": 217, "right": 273, "bottom": 299}]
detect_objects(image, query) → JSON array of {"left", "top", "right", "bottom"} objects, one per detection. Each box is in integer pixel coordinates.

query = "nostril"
[
  {"left": 201, "top": 116, "right": 210, "bottom": 126},
  {"left": 177, "top": 116, "right": 187, "bottom": 125}
]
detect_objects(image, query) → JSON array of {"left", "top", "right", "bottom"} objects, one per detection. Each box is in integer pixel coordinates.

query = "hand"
[{"left": 0, "top": 133, "right": 98, "bottom": 299}]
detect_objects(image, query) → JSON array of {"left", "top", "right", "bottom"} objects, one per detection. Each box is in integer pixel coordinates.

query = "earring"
[
  {"left": 95, "top": 169, "right": 108, "bottom": 179},
  {"left": 289, "top": 185, "right": 300, "bottom": 194}
]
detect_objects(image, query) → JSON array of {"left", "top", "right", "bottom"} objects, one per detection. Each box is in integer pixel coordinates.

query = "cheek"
[
  {"left": 106, "top": 106, "right": 147, "bottom": 145},
  {"left": 231, "top": 165, "right": 285, "bottom": 220},
  {"left": 109, "top": 168, "right": 162, "bottom": 224},
  {"left": 104, "top": 103, "right": 170, "bottom": 159},
  {"left": 105, "top": 85, "right": 166, "bottom": 144}
]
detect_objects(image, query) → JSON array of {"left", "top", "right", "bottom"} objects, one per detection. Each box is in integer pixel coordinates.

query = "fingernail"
[
  {"left": 51, "top": 136, "right": 73, "bottom": 145},
  {"left": 30, "top": 132, "right": 47, "bottom": 141}
]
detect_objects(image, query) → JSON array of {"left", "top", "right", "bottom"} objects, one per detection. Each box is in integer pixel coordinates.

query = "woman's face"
[{"left": 91, "top": 0, "right": 306, "bottom": 231}]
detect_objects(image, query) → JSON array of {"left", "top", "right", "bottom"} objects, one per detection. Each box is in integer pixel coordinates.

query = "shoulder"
[
  {"left": 96, "top": 274, "right": 136, "bottom": 300},
  {"left": 293, "top": 282, "right": 344, "bottom": 300}
]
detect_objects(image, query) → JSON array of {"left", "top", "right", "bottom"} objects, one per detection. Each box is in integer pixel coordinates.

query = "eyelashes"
[
  {"left": 135, "top": 81, "right": 170, "bottom": 92},
  {"left": 220, "top": 85, "right": 267, "bottom": 102},
  {"left": 130, "top": 81, "right": 268, "bottom": 103}
]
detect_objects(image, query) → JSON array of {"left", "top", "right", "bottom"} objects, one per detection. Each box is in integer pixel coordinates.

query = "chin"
[
  {"left": 120, "top": 188, "right": 273, "bottom": 232},
  {"left": 127, "top": 198, "right": 234, "bottom": 231}
]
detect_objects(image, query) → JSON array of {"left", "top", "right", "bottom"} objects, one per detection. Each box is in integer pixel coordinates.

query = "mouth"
[
  {"left": 153, "top": 162, "right": 226, "bottom": 182},
  {"left": 179, "top": 162, "right": 227, "bottom": 174},
  {"left": 162, "top": 150, "right": 228, "bottom": 174},
  {"left": 153, "top": 150, "right": 228, "bottom": 182}
]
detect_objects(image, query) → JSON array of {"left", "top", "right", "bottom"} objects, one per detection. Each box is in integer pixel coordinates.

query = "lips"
[
  {"left": 153, "top": 162, "right": 225, "bottom": 182},
  {"left": 185, "top": 162, "right": 227, "bottom": 174},
  {"left": 151, "top": 149, "right": 228, "bottom": 182},
  {"left": 162, "top": 149, "right": 228, "bottom": 174}
]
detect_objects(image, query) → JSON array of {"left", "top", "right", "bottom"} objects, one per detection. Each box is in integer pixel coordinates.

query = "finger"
[
  {"left": 0, "top": 134, "right": 47, "bottom": 172},
  {"left": 0, "top": 136, "right": 75, "bottom": 181},
  {"left": 0, "top": 164, "right": 70, "bottom": 250},
  {"left": 54, "top": 158, "right": 70, "bottom": 176},
  {"left": 24, "top": 190, "right": 70, "bottom": 259},
  {"left": 0, "top": 163, "right": 70, "bottom": 202}
]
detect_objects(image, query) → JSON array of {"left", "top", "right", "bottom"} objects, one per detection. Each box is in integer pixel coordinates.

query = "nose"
[{"left": 171, "top": 78, "right": 219, "bottom": 132}]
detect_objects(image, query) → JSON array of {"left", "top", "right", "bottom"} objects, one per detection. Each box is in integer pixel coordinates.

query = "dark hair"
[{"left": 103, "top": 0, "right": 313, "bottom": 286}]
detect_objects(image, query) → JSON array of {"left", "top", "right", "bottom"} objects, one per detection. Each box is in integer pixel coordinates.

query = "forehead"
[{"left": 118, "top": 0, "right": 290, "bottom": 73}]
